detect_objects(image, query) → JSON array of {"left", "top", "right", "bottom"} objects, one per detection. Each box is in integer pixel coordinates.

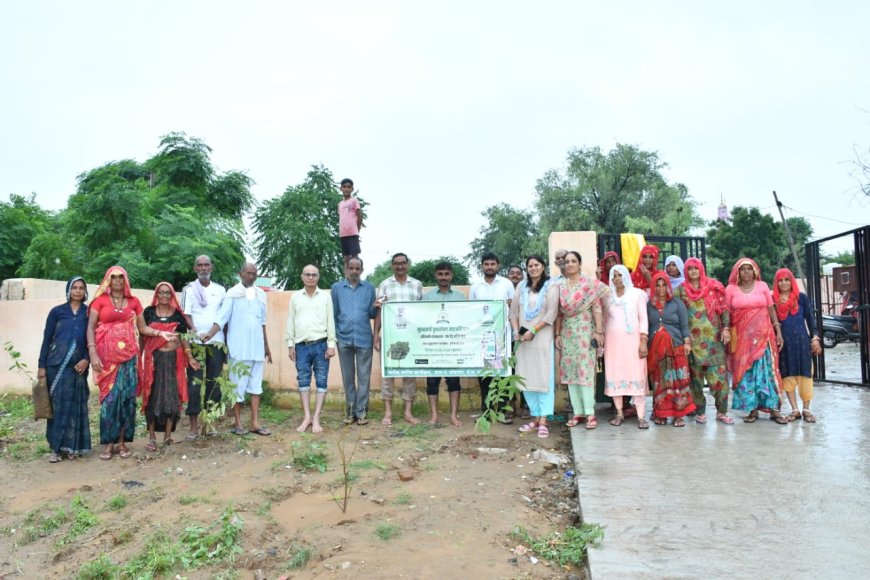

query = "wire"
[{"left": 781, "top": 205, "right": 866, "bottom": 227}]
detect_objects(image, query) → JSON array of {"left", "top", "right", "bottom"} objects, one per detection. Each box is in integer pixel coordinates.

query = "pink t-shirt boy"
[{"left": 338, "top": 178, "right": 363, "bottom": 262}]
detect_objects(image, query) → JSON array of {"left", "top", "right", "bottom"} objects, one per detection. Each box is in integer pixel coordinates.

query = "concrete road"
[{"left": 571, "top": 382, "right": 870, "bottom": 579}]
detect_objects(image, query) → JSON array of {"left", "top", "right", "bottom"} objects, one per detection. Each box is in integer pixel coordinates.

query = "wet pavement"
[{"left": 570, "top": 374, "right": 870, "bottom": 579}]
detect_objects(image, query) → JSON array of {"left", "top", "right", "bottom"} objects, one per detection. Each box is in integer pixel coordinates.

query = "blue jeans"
[
  {"left": 338, "top": 344, "right": 373, "bottom": 419},
  {"left": 296, "top": 341, "right": 329, "bottom": 393}
]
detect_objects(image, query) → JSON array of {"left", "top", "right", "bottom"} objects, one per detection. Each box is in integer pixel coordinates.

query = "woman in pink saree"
[{"left": 723, "top": 258, "right": 787, "bottom": 424}]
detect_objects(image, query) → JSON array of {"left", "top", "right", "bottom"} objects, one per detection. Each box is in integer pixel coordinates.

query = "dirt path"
[{"left": 0, "top": 399, "right": 585, "bottom": 579}]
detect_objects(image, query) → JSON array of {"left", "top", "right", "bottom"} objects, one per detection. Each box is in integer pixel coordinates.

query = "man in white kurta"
[{"left": 215, "top": 263, "right": 272, "bottom": 436}]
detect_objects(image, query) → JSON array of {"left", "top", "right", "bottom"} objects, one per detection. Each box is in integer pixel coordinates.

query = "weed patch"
[
  {"left": 511, "top": 523, "right": 604, "bottom": 567},
  {"left": 287, "top": 543, "right": 313, "bottom": 569},
  {"left": 392, "top": 492, "right": 413, "bottom": 506},
  {"left": 374, "top": 522, "right": 401, "bottom": 541},
  {"left": 106, "top": 495, "right": 127, "bottom": 511},
  {"left": 291, "top": 438, "right": 328, "bottom": 473}
]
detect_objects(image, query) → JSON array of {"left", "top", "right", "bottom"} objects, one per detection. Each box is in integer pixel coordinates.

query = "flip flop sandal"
[
  {"left": 654, "top": 418, "right": 667, "bottom": 425},
  {"left": 637, "top": 419, "right": 650, "bottom": 429},
  {"left": 716, "top": 414, "right": 735, "bottom": 425},
  {"left": 145, "top": 440, "right": 158, "bottom": 452},
  {"left": 186, "top": 433, "right": 199, "bottom": 440},
  {"left": 695, "top": 414, "right": 708, "bottom": 424},
  {"left": 230, "top": 427, "right": 249, "bottom": 436},
  {"left": 802, "top": 410, "right": 816, "bottom": 423},
  {"left": 536, "top": 425, "right": 549, "bottom": 438},
  {"left": 99, "top": 446, "right": 114, "bottom": 460},
  {"left": 609, "top": 415, "right": 625, "bottom": 427},
  {"left": 787, "top": 411, "right": 801, "bottom": 422},
  {"left": 585, "top": 417, "right": 598, "bottom": 430},
  {"left": 252, "top": 427, "right": 271, "bottom": 436},
  {"left": 770, "top": 412, "right": 788, "bottom": 425},
  {"left": 673, "top": 419, "right": 686, "bottom": 427},
  {"left": 518, "top": 422, "right": 538, "bottom": 433},
  {"left": 743, "top": 411, "right": 759, "bottom": 423},
  {"left": 356, "top": 418, "right": 369, "bottom": 426},
  {"left": 118, "top": 447, "right": 133, "bottom": 459},
  {"left": 344, "top": 416, "right": 355, "bottom": 425},
  {"left": 566, "top": 415, "right": 583, "bottom": 428},
  {"left": 49, "top": 453, "right": 61, "bottom": 463}
]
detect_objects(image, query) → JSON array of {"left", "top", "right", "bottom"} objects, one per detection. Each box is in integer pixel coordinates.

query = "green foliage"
[
  {"left": 350, "top": 459, "right": 387, "bottom": 471},
  {"left": 122, "top": 528, "right": 185, "bottom": 578},
  {"left": 374, "top": 522, "right": 402, "bottom": 541},
  {"left": 291, "top": 438, "right": 328, "bottom": 473},
  {"left": 254, "top": 165, "right": 367, "bottom": 289},
  {"left": 512, "top": 523, "right": 604, "bottom": 567},
  {"left": 0, "top": 193, "right": 55, "bottom": 281},
  {"left": 392, "top": 492, "right": 413, "bottom": 506},
  {"left": 409, "top": 256, "right": 470, "bottom": 286},
  {"left": 466, "top": 203, "right": 538, "bottom": 272},
  {"left": 57, "top": 495, "right": 98, "bottom": 546},
  {"left": 106, "top": 495, "right": 127, "bottom": 511},
  {"left": 3, "top": 340, "right": 34, "bottom": 381},
  {"left": 179, "top": 506, "right": 244, "bottom": 568},
  {"left": 368, "top": 255, "right": 471, "bottom": 287},
  {"left": 178, "top": 495, "right": 212, "bottom": 506},
  {"left": 21, "top": 504, "right": 69, "bottom": 543},
  {"left": 781, "top": 216, "right": 814, "bottom": 275},
  {"left": 16, "top": 133, "right": 252, "bottom": 289},
  {"left": 287, "top": 544, "right": 314, "bottom": 569},
  {"left": 76, "top": 555, "right": 120, "bottom": 580},
  {"left": 330, "top": 431, "right": 361, "bottom": 513},
  {"left": 535, "top": 144, "right": 701, "bottom": 237},
  {"left": 826, "top": 250, "right": 855, "bottom": 265},
  {"left": 706, "top": 206, "right": 787, "bottom": 283},
  {"left": 476, "top": 354, "right": 523, "bottom": 433}
]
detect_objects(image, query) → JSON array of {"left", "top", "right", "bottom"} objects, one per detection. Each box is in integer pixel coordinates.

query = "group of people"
[
  {"left": 36, "top": 238, "right": 822, "bottom": 461},
  {"left": 38, "top": 258, "right": 274, "bottom": 462},
  {"left": 511, "top": 245, "right": 821, "bottom": 439}
]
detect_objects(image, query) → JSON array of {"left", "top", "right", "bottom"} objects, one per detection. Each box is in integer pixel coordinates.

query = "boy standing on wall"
[{"left": 338, "top": 178, "right": 363, "bottom": 268}]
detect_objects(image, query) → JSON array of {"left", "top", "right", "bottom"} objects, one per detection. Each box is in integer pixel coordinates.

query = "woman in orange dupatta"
[
  {"left": 139, "top": 282, "right": 199, "bottom": 451},
  {"left": 723, "top": 258, "right": 787, "bottom": 424},
  {"left": 87, "top": 267, "right": 177, "bottom": 460}
]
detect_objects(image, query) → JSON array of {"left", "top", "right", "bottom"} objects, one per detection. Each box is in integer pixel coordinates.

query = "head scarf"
[
  {"left": 773, "top": 268, "right": 800, "bottom": 321},
  {"left": 631, "top": 244, "right": 660, "bottom": 291},
  {"left": 598, "top": 251, "right": 621, "bottom": 286},
  {"left": 650, "top": 271, "right": 673, "bottom": 309},
  {"left": 728, "top": 258, "right": 761, "bottom": 287},
  {"left": 91, "top": 265, "right": 134, "bottom": 303},
  {"left": 65, "top": 276, "right": 88, "bottom": 303},
  {"left": 664, "top": 255, "right": 685, "bottom": 289},
  {"left": 150, "top": 281, "right": 181, "bottom": 312},
  {"left": 609, "top": 264, "right": 639, "bottom": 333},
  {"left": 682, "top": 258, "right": 725, "bottom": 320}
]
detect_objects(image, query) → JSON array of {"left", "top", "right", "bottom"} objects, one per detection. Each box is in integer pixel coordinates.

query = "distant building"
[{"left": 717, "top": 195, "right": 730, "bottom": 222}]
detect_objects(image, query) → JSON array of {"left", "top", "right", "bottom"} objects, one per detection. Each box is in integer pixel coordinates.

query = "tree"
[
  {"left": 825, "top": 251, "right": 855, "bottom": 266},
  {"left": 534, "top": 144, "right": 701, "bottom": 237},
  {"left": 466, "top": 204, "right": 538, "bottom": 272},
  {"left": 0, "top": 194, "right": 55, "bottom": 282},
  {"left": 253, "top": 165, "right": 367, "bottom": 290},
  {"left": 365, "top": 256, "right": 469, "bottom": 288},
  {"left": 17, "top": 134, "right": 252, "bottom": 289},
  {"left": 705, "top": 206, "right": 787, "bottom": 284}
]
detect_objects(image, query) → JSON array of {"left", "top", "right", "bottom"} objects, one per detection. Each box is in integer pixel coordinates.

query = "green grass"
[
  {"left": 287, "top": 544, "right": 313, "bottom": 569},
  {"left": 106, "top": 494, "right": 127, "bottom": 511},
  {"left": 256, "top": 501, "right": 272, "bottom": 516},
  {"left": 0, "top": 394, "right": 33, "bottom": 421},
  {"left": 350, "top": 459, "right": 387, "bottom": 471},
  {"left": 76, "top": 555, "right": 120, "bottom": 579},
  {"left": 511, "top": 523, "right": 604, "bottom": 567},
  {"left": 178, "top": 495, "right": 211, "bottom": 506},
  {"left": 390, "top": 423, "right": 437, "bottom": 439},
  {"left": 291, "top": 438, "right": 328, "bottom": 473},
  {"left": 21, "top": 504, "right": 69, "bottom": 544},
  {"left": 392, "top": 492, "right": 413, "bottom": 506},
  {"left": 57, "top": 495, "right": 98, "bottom": 546},
  {"left": 374, "top": 522, "right": 402, "bottom": 542}
]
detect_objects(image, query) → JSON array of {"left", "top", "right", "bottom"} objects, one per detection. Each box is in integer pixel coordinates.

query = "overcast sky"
[{"left": 2, "top": 1, "right": 868, "bottom": 275}]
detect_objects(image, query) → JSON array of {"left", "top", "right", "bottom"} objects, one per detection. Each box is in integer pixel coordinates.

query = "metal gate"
[
  {"left": 597, "top": 234, "right": 707, "bottom": 267},
  {"left": 805, "top": 226, "right": 870, "bottom": 386}
]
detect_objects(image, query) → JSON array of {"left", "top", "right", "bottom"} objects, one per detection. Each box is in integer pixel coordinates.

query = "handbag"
[{"left": 32, "top": 377, "right": 53, "bottom": 420}]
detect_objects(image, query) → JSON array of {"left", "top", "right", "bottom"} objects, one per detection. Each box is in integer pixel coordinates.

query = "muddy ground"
[{"left": 0, "top": 394, "right": 587, "bottom": 579}]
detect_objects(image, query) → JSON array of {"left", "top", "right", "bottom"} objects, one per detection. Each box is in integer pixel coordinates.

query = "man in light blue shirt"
[
  {"left": 331, "top": 257, "right": 377, "bottom": 426},
  {"left": 214, "top": 263, "right": 272, "bottom": 436}
]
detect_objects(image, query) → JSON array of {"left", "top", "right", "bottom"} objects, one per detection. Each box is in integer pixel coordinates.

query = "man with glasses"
[
  {"left": 286, "top": 265, "right": 336, "bottom": 434},
  {"left": 181, "top": 255, "right": 227, "bottom": 439},
  {"left": 373, "top": 252, "right": 423, "bottom": 425}
]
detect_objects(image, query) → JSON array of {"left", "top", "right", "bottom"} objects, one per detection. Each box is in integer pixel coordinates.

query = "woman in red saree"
[
  {"left": 87, "top": 266, "right": 177, "bottom": 459},
  {"left": 596, "top": 251, "right": 621, "bottom": 286},
  {"left": 139, "top": 282, "right": 199, "bottom": 451},
  {"left": 631, "top": 244, "right": 659, "bottom": 296},
  {"left": 724, "top": 258, "right": 787, "bottom": 424},
  {"left": 646, "top": 272, "right": 695, "bottom": 426}
]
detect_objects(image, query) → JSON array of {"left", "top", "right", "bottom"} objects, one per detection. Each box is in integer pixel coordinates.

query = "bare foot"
[
  {"left": 450, "top": 415, "right": 463, "bottom": 427},
  {"left": 404, "top": 413, "right": 420, "bottom": 425},
  {"left": 382, "top": 415, "right": 393, "bottom": 426},
  {"left": 296, "top": 417, "right": 312, "bottom": 433},
  {"left": 427, "top": 415, "right": 439, "bottom": 425},
  {"left": 311, "top": 420, "right": 323, "bottom": 434}
]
